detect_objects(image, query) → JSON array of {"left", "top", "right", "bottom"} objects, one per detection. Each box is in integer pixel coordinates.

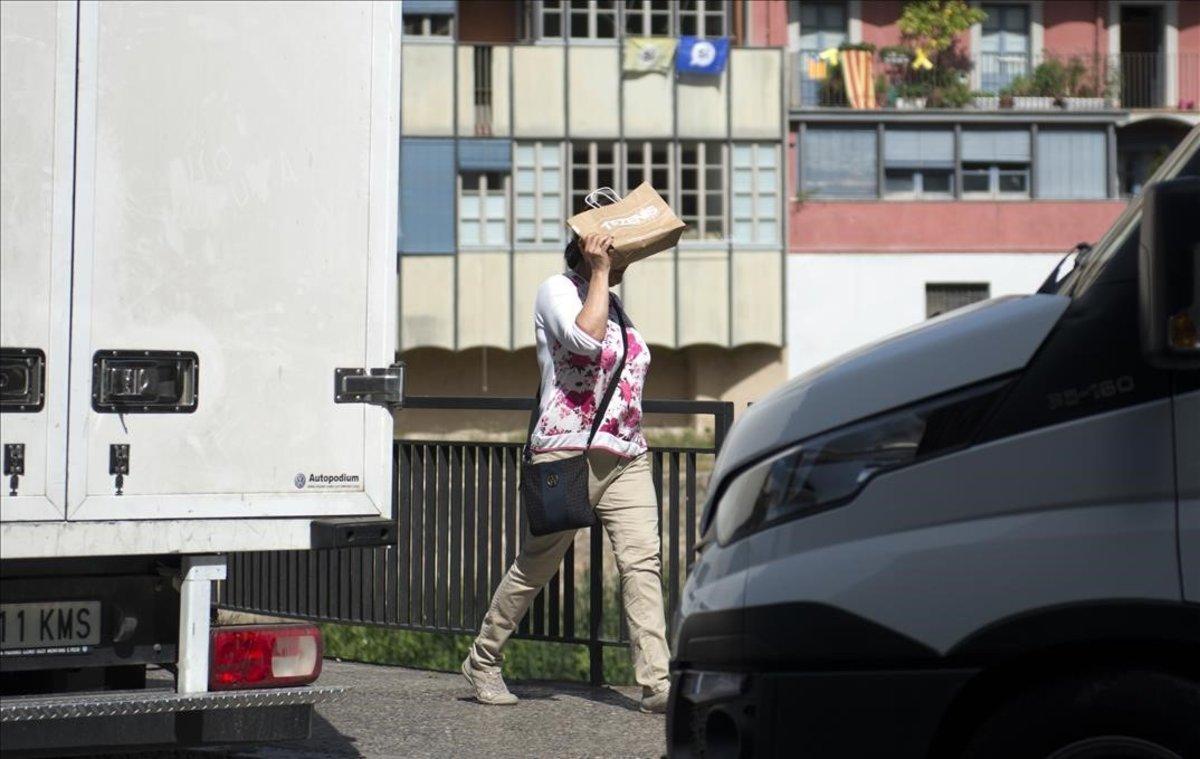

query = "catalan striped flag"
[{"left": 840, "top": 48, "right": 876, "bottom": 109}]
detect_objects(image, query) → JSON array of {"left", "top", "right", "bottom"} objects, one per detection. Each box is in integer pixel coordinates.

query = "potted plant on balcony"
[
  {"left": 895, "top": 79, "right": 930, "bottom": 109},
  {"left": 972, "top": 90, "right": 999, "bottom": 109},
  {"left": 1000, "top": 70, "right": 1055, "bottom": 109},
  {"left": 896, "top": 0, "right": 985, "bottom": 110},
  {"left": 1059, "top": 55, "right": 1109, "bottom": 110}
]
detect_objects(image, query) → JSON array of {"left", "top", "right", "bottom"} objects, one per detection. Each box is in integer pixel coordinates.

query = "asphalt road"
[{"left": 222, "top": 660, "right": 666, "bottom": 759}]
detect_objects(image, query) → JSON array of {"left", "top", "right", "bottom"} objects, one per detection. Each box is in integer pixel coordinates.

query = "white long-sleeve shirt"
[{"left": 530, "top": 271, "right": 650, "bottom": 458}]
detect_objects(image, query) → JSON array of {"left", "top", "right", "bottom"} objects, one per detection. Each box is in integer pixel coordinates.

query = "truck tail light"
[{"left": 209, "top": 624, "right": 322, "bottom": 691}]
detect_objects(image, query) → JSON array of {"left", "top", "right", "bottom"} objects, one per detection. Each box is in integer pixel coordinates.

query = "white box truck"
[
  {"left": 1, "top": 2, "right": 402, "bottom": 754},
  {"left": 670, "top": 127, "right": 1200, "bottom": 758}
]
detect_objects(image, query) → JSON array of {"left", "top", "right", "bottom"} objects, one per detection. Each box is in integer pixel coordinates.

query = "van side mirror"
[{"left": 1139, "top": 177, "right": 1200, "bottom": 369}]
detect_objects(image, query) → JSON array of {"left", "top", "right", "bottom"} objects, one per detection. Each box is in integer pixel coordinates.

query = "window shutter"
[
  {"left": 884, "top": 128, "right": 954, "bottom": 168},
  {"left": 403, "top": 0, "right": 456, "bottom": 15},
  {"left": 804, "top": 127, "right": 877, "bottom": 198},
  {"left": 1036, "top": 129, "right": 1107, "bottom": 199},
  {"left": 399, "top": 139, "right": 456, "bottom": 254},
  {"left": 961, "top": 128, "right": 1031, "bottom": 163},
  {"left": 458, "top": 139, "right": 511, "bottom": 172}
]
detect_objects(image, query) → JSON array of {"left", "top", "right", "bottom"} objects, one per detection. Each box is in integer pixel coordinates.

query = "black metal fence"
[{"left": 221, "top": 396, "right": 733, "bottom": 685}]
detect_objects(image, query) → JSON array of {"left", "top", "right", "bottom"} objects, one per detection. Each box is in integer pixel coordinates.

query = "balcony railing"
[{"left": 790, "top": 49, "right": 1199, "bottom": 112}]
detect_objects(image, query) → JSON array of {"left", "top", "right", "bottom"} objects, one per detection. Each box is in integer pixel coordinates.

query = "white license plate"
[{"left": 0, "top": 601, "right": 102, "bottom": 653}]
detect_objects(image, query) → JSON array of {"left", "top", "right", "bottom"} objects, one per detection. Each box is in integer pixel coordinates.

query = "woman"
[{"left": 461, "top": 232, "right": 671, "bottom": 714}]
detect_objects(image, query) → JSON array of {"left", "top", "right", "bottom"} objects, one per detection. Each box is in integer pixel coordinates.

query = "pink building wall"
[
  {"left": 1043, "top": 0, "right": 1108, "bottom": 55},
  {"left": 790, "top": 201, "right": 1125, "bottom": 253}
]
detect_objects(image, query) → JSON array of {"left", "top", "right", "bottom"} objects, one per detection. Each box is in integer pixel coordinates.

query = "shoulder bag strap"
[{"left": 584, "top": 303, "right": 628, "bottom": 449}]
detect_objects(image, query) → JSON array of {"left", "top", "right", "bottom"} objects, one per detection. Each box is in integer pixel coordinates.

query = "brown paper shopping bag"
[{"left": 566, "top": 182, "right": 686, "bottom": 268}]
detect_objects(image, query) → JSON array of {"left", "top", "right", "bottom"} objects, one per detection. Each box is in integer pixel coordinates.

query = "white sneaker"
[
  {"left": 640, "top": 685, "right": 669, "bottom": 714},
  {"left": 462, "top": 657, "right": 519, "bottom": 705}
]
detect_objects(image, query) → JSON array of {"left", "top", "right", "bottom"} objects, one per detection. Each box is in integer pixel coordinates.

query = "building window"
[
  {"left": 679, "top": 142, "right": 725, "bottom": 241},
  {"left": 570, "top": 141, "right": 620, "bottom": 215},
  {"left": 459, "top": 171, "right": 508, "bottom": 247},
  {"left": 623, "top": 141, "right": 672, "bottom": 198},
  {"left": 678, "top": 0, "right": 727, "bottom": 37},
  {"left": 473, "top": 47, "right": 493, "bottom": 136},
  {"left": 623, "top": 0, "right": 672, "bottom": 36},
  {"left": 732, "top": 144, "right": 779, "bottom": 244},
  {"left": 926, "top": 283, "right": 990, "bottom": 318},
  {"left": 979, "top": 3, "right": 1030, "bottom": 93},
  {"left": 403, "top": 13, "right": 454, "bottom": 38},
  {"left": 515, "top": 143, "right": 564, "bottom": 244},
  {"left": 802, "top": 126, "right": 878, "bottom": 199},
  {"left": 541, "top": 0, "right": 617, "bottom": 40},
  {"left": 961, "top": 163, "right": 1029, "bottom": 198},
  {"left": 883, "top": 128, "right": 955, "bottom": 200},
  {"left": 960, "top": 127, "right": 1032, "bottom": 199}
]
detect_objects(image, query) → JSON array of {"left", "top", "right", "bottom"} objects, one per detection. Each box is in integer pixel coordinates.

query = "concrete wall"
[
  {"left": 402, "top": 43, "right": 455, "bottom": 136},
  {"left": 787, "top": 252, "right": 1061, "bottom": 376}
]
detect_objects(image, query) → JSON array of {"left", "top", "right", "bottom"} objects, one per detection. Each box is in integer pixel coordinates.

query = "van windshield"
[{"left": 1045, "top": 128, "right": 1200, "bottom": 298}]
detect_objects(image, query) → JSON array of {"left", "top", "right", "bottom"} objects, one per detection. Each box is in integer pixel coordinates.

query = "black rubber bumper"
[
  {"left": 0, "top": 685, "right": 340, "bottom": 757},
  {"left": 667, "top": 667, "right": 976, "bottom": 759}
]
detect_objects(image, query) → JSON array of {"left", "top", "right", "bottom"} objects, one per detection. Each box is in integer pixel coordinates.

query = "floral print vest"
[{"left": 531, "top": 273, "right": 651, "bottom": 458}]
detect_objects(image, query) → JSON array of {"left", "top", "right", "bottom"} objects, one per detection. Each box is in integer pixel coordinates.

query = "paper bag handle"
[{"left": 584, "top": 187, "right": 622, "bottom": 209}]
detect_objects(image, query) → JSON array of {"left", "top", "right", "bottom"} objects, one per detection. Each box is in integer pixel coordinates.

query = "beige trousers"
[{"left": 468, "top": 450, "right": 670, "bottom": 695}]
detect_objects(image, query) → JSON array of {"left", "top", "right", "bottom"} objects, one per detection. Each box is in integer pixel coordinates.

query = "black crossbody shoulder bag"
[{"left": 521, "top": 302, "right": 628, "bottom": 536}]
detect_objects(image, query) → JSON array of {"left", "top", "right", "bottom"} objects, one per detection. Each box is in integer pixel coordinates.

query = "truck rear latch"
[{"left": 333, "top": 362, "right": 405, "bottom": 408}]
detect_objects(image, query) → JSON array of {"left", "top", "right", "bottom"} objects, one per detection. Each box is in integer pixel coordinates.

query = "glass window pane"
[
  {"left": 460, "top": 220, "right": 481, "bottom": 245},
  {"left": 923, "top": 171, "right": 953, "bottom": 195},
  {"left": 733, "top": 220, "right": 753, "bottom": 242},
  {"left": 733, "top": 168, "right": 753, "bottom": 192},
  {"left": 758, "top": 168, "right": 777, "bottom": 192},
  {"left": 542, "top": 221, "right": 562, "bottom": 241},
  {"left": 756, "top": 220, "right": 777, "bottom": 243},
  {"left": 885, "top": 171, "right": 916, "bottom": 195},
  {"left": 757, "top": 146, "right": 776, "bottom": 169},
  {"left": 516, "top": 194, "right": 536, "bottom": 218},
  {"left": 999, "top": 171, "right": 1028, "bottom": 194},
  {"left": 516, "top": 169, "right": 535, "bottom": 192},
  {"left": 544, "top": 10, "right": 562, "bottom": 37},
  {"left": 733, "top": 145, "right": 753, "bottom": 167},
  {"left": 540, "top": 144, "right": 560, "bottom": 167},
  {"left": 542, "top": 168, "right": 561, "bottom": 192},
  {"left": 460, "top": 193, "right": 480, "bottom": 217},
  {"left": 651, "top": 9, "right": 669, "bottom": 35},
  {"left": 651, "top": 168, "right": 670, "bottom": 189},
  {"left": 485, "top": 192, "right": 506, "bottom": 218},
  {"left": 962, "top": 171, "right": 990, "bottom": 193},
  {"left": 705, "top": 167, "right": 724, "bottom": 192},
  {"left": 431, "top": 15, "right": 452, "bottom": 35},
  {"left": 570, "top": 9, "right": 588, "bottom": 38},
  {"left": 516, "top": 221, "right": 536, "bottom": 242},
  {"left": 705, "top": 192, "right": 723, "bottom": 217},
  {"left": 732, "top": 194, "right": 753, "bottom": 217},
  {"left": 516, "top": 144, "right": 535, "bottom": 166},
  {"left": 596, "top": 8, "right": 616, "bottom": 37},
  {"left": 486, "top": 220, "right": 506, "bottom": 243},
  {"left": 758, "top": 193, "right": 777, "bottom": 217},
  {"left": 542, "top": 194, "right": 562, "bottom": 219}
]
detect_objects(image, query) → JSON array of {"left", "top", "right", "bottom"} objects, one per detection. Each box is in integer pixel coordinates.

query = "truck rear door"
[
  {"left": 63, "top": 1, "right": 399, "bottom": 521},
  {"left": 0, "top": 1, "right": 76, "bottom": 521}
]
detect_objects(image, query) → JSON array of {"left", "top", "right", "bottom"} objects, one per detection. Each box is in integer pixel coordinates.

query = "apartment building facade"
[
  {"left": 395, "top": 0, "right": 787, "bottom": 431},
  {"left": 765, "top": 0, "right": 1200, "bottom": 375}
]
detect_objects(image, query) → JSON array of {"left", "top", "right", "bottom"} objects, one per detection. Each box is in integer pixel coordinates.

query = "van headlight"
[{"left": 714, "top": 378, "right": 1010, "bottom": 546}]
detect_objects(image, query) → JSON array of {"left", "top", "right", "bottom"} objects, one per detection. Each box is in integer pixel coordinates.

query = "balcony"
[{"left": 789, "top": 48, "right": 1200, "bottom": 112}]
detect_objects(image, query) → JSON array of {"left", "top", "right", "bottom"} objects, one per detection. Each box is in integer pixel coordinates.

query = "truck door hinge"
[
  {"left": 334, "top": 362, "right": 405, "bottom": 408},
  {"left": 4, "top": 443, "right": 25, "bottom": 496}
]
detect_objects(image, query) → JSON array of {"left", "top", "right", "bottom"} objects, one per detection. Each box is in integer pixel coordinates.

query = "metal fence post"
[
  {"left": 588, "top": 524, "right": 604, "bottom": 686},
  {"left": 713, "top": 401, "right": 735, "bottom": 453}
]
